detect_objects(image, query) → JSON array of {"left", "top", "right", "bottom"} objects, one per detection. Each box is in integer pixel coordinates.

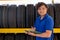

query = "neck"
[{"left": 40, "top": 15, "right": 44, "bottom": 20}]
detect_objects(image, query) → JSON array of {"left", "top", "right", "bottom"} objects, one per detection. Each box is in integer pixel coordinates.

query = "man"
[{"left": 25, "top": 2, "right": 54, "bottom": 40}]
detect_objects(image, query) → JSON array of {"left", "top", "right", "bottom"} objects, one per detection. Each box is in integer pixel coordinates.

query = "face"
[{"left": 37, "top": 5, "right": 47, "bottom": 16}]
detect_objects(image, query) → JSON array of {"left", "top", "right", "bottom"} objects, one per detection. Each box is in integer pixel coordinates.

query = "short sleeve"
[{"left": 45, "top": 18, "right": 54, "bottom": 30}]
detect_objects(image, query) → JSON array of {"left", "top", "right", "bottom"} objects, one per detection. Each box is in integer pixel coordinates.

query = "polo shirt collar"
[{"left": 39, "top": 13, "right": 48, "bottom": 21}]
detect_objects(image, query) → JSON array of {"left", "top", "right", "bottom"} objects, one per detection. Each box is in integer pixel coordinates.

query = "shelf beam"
[{"left": 0, "top": 28, "right": 59, "bottom": 33}]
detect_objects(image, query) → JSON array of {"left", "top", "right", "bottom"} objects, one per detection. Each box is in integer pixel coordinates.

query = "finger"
[{"left": 25, "top": 31, "right": 28, "bottom": 34}]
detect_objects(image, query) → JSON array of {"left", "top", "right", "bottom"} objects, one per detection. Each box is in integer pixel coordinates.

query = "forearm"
[
  {"left": 26, "top": 29, "right": 52, "bottom": 38},
  {"left": 35, "top": 32, "right": 51, "bottom": 38}
]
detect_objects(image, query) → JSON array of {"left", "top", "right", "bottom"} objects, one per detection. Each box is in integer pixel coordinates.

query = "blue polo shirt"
[{"left": 34, "top": 13, "right": 54, "bottom": 40}]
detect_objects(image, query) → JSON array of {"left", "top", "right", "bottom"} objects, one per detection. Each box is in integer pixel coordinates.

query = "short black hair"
[{"left": 35, "top": 2, "right": 48, "bottom": 10}]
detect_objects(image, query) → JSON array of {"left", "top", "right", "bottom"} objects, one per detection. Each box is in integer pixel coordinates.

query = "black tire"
[
  {"left": 15, "top": 33, "right": 26, "bottom": 40},
  {"left": 26, "top": 35, "right": 35, "bottom": 40},
  {"left": 17, "top": 5, "right": 26, "bottom": 28},
  {"left": 54, "top": 4, "right": 60, "bottom": 27},
  {"left": 26, "top": 4, "right": 35, "bottom": 28},
  {"left": 47, "top": 4, "right": 54, "bottom": 19},
  {"left": 2, "top": 5, "right": 9, "bottom": 28},
  {"left": 8, "top": 5, "right": 17, "bottom": 28},
  {"left": 0, "top": 34, "right": 4, "bottom": 40},
  {"left": 0, "top": 6, "right": 3, "bottom": 28},
  {"left": 4, "top": 34, "right": 14, "bottom": 40}
]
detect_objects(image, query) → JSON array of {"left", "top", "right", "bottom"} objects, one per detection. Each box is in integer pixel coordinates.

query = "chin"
[{"left": 40, "top": 14, "right": 45, "bottom": 16}]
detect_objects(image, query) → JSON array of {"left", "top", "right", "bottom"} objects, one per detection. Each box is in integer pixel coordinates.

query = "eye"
[
  {"left": 42, "top": 7, "right": 46, "bottom": 10},
  {"left": 38, "top": 8, "right": 41, "bottom": 10}
]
